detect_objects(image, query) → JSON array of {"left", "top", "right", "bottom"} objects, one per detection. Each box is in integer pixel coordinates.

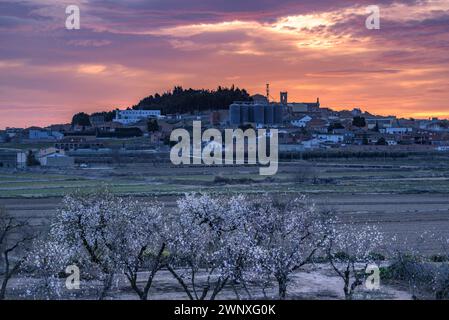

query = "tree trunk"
[
  {"left": 344, "top": 276, "right": 352, "bottom": 300},
  {"left": 166, "top": 265, "right": 194, "bottom": 300},
  {"left": 210, "top": 277, "right": 228, "bottom": 300},
  {"left": 277, "top": 277, "right": 288, "bottom": 300},
  {"left": 99, "top": 274, "right": 114, "bottom": 300},
  {"left": 344, "top": 287, "right": 352, "bottom": 300},
  {"left": 0, "top": 277, "right": 8, "bottom": 300},
  {"left": 0, "top": 251, "right": 11, "bottom": 300}
]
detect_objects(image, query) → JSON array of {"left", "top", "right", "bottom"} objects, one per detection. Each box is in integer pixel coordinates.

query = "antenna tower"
[{"left": 266, "top": 83, "right": 270, "bottom": 102}]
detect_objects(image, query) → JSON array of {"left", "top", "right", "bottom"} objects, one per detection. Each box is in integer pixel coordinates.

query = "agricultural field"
[
  {"left": 1, "top": 155, "right": 449, "bottom": 198},
  {"left": 1, "top": 155, "right": 449, "bottom": 300},
  {"left": 1, "top": 155, "right": 449, "bottom": 252}
]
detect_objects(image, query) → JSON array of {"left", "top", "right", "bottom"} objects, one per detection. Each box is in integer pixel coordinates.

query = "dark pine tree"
[
  {"left": 132, "top": 86, "right": 251, "bottom": 114},
  {"left": 71, "top": 112, "right": 91, "bottom": 127}
]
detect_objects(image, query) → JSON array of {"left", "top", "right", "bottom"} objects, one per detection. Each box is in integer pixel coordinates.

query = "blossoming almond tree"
[
  {"left": 105, "top": 197, "right": 167, "bottom": 300},
  {"left": 24, "top": 238, "right": 77, "bottom": 299},
  {"left": 246, "top": 194, "right": 332, "bottom": 299},
  {"left": 166, "top": 193, "right": 256, "bottom": 300},
  {"left": 0, "top": 206, "right": 33, "bottom": 300},
  {"left": 326, "top": 222, "right": 384, "bottom": 300},
  {"left": 166, "top": 193, "right": 331, "bottom": 300},
  {"left": 30, "top": 190, "right": 166, "bottom": 300},
  {"left": 50, "top": 190, "right": 120, "bottom": 299}
]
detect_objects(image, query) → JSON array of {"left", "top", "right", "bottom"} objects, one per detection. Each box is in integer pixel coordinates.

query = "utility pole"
[{"left": 266, "top": 83, "right": 270, "bottom": 102}]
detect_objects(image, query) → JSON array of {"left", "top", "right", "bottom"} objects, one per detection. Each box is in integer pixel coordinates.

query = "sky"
[{"left": 0, "top": 0, "right": 449, "bottom": 129}]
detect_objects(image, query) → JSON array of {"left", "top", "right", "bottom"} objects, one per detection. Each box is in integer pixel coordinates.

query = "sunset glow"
[{"left": 1, "top": 0, "right": 449, "bottom": 128}]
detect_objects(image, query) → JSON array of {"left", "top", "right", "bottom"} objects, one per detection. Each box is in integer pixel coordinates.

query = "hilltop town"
[{"left": 1, "top": 86, "right": 449, "bottom": 169}]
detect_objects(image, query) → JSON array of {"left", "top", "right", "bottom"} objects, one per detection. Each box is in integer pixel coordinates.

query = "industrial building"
[
  {"left": 229, "top": 101, "right": 284, "bottom": 126},
  {"left": 28, "top": 128, "right": 64, "bottom": 140},
  {"left": 229, "top": 89, "right": 286, "bottom": 126},
  {"left": 0, "top": 150, "right": 27, "bottom": 168},
  {"left": 229, "top": 88, "right": 324, "bottom": 127},
  {"left": 38, "top": 153, "right": 74, "bottom": 167},
  {"left": 113, "top": 109, "right": 162, "bottom": 125}
]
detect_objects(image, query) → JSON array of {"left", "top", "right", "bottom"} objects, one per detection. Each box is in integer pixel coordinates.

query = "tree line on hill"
[
  {"left": 132, "top": 85, "right": 251, "bottom": 114},
  {"left": 71, "top": 86, "right": 251, "bottom": 127}
]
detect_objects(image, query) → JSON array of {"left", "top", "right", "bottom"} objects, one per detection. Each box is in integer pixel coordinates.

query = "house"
[
  {"left": 37, "top": 147, "right": 67, "bottom": 166},
  {"left": 38, "top": 147, "right": 65, "bottom": 159},
  {"left": 55, "top": 138, "right": 104, "bottom": 151},
  {"left": 39, "top": 153, "right": 75, "bottom": 167},
  {"left": 93, "top": 121, "right": 123, "bottom": 132},
  {"left": 28, "top": 128, "right": 64, "bottom": 140},
  {"left": 300, "top": 138, "right": 321, "bottom": 149},
  {"left": 113, "top": 109, "right": 161, "bottom": 125},
  {"left": 0, "top": 150, "right": 27, "bottom": 168},
  {"left": 420, "top": 121, "right": 449, "bottom": 132},
  {"left": 289, "top": 98, "right": 320, "bottom": 114},
  {"left": 315, "top": 133, "right": 345, "bottom": 144},
  {"left": 332, "top": 129, "right": 355, "bottom": 143},
  {"left": 397, "top": 119, "right": 418, "bottom": 128},
  {"left": 366, "top": 117, "right": 396, "bottom": 130},
  {"left": 427, "top": 132, "right": 449, "bottom": 146},
  {"left": 0, "top": 131, "right": 8, "bottom": 143},
  {"left": 291, "top": 116, "right": 312, "bottom": 128},
  {"left": 353, "top": 131, "right": 382, "bottom": 145},
  {"left": 289, "top": 103, "right": 309, "bottom": 113},
  {"left": 252, "top": 94, "right": 269, "bottom": 104},
  {"left": 5, "top": 128, "right": 23, "bottom": 138},
  {"left": 306, "top": 118, "right": 328, "bottom": 133},
  {"left": 380, "top": 127, "right": 412, "bottom": 135}
]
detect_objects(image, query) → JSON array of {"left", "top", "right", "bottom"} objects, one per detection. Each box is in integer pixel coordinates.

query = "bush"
[
  {"left": 369, "top": 252, "right": 386, "bottom": 261},
  {"left": 429, "top": 254, "right": 449, "bottom": 263}
]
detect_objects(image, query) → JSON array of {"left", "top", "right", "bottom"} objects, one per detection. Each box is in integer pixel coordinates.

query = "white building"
[
  {"left": 380, "top": 127, "right": 412, "bottom": 134},
  {"left": 39, "top": 153, "right": 74, "bottom": 167},
  {"left": 366, "top": 117, "right": 395, "bottom": 129},
  {"left": 386, "top": 139, "right": 398, "bottom": 146},
  {"left": 300, "top": 138, "right": 321, "bottom": 149},
  {"left": 315, "top": 133, "right": 345, "bottom": 143},
  {"left": 291, "top": 116, "right": 312, "bottom": 128},
  {"left": 17, "top": 152, "right": 27, "bottom": 168},
  {"left": 113, "top": 109, "right": 161, "bottom": 125},
  {"left": 29, "top": 129, "right": 64, "bottom": 140}
]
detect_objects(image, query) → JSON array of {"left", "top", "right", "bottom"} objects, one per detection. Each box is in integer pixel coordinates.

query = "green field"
[{"left": 1, "top": 157, "right": 449, "bottom": 198}]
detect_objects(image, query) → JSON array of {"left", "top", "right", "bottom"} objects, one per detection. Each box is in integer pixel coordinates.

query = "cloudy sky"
[{"left": 1, "top": 0, "right": 448, "bottom": 128}]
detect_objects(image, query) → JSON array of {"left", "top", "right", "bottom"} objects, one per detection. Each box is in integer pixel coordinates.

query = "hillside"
[{"left": 132, "top": 85, "right": 251, "bottom": 114}]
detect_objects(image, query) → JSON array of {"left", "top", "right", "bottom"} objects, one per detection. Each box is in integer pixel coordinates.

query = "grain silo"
[
  {"left": 274, "top": 105, "right": 284, "bottom": 124},
  {"left": 248, "top": 104, "right": 254, "bottom": 123},
  {"left": 230, "top": 103, "right": 241, "bottom": 125},
  {"left": 254, "top": 104, "right": 265, "bottom": 125},
  {"left": 264, "top": 104, "right": 274, "bottom": 125},
  {"left": 240, "top": 104, "right": 249, "bottom": 123}
]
